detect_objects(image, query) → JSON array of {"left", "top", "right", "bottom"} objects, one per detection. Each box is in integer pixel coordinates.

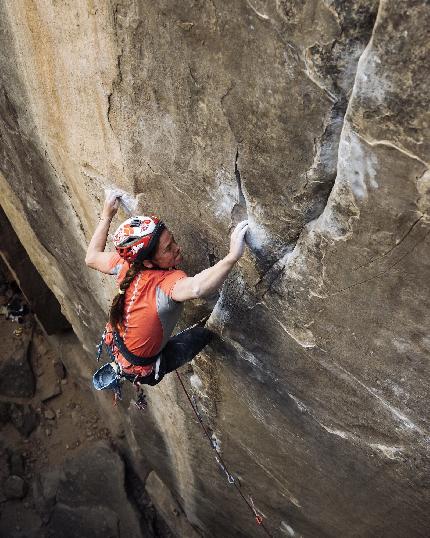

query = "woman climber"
[{"left": 86, "top": 191, "right": 248, "bottom": 400}]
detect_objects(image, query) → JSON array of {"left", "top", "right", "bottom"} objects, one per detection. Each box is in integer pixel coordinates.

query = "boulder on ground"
[
  {"left": 57, "top": 441, "right": 142, "bottom": 537},
  {"left": 47, "top": 503, "right": 119, "bottom": 538},
  {"left": 36, "top": 442, "right": 143, "bottom": 537},
  {"left": 0, "top": 401, "right": 9, "bottom": 424},
  {"left": 9, "top": 403, "right": 38, "bottom": 437},
  {"left": 0, "top": 327, "right": 34, "bottom": 398},
  {"left": 8, "top": 450, "right": 25, "bottom": 477},
  {"left": 32, "top": 468, "right": 64, "bottom": 521},
  {"left": 4, "top": 474, "right": 27, "bottom": 499},
  {"left": 38, "top": 380, "right": 62, "bottom": 402}
]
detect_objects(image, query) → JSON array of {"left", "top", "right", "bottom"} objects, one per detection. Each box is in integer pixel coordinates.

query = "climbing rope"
[{"left": 175, "top": 371, "right": 273, "bottom": 537}]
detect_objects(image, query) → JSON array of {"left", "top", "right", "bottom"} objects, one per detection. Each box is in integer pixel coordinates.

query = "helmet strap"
[{"left": 135, "top": 221, "right": 165, "bottom": 264}]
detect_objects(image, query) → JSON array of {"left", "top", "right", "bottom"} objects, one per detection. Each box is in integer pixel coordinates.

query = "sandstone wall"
[{"left": 0, "top": 1, "right": 429, "bottom": 537}]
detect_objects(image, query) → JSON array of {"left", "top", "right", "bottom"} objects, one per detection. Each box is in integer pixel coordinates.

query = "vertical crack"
[
  {"left": 107, "top": 3, "right": 124, "bottom": 133},
  {"left": 235, "top": 148, "right": 247, "bottom": 210},
  {"left": 231, "top": 147, "right": 248, "bottom": 225},
  {"left": 105, "top": 2, "right": 126, "bottom": 176}
]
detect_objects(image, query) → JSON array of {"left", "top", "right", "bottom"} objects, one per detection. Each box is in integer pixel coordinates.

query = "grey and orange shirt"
[{"left": 107, "top": 253, "right": 187, "bottom": 376}]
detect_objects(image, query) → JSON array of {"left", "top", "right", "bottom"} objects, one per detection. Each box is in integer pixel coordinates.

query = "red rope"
[{"left": 175, "top": 371, "right": 273, "bottom": 537}]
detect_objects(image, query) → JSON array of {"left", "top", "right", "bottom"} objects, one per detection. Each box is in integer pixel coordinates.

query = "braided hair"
[
  {"left": 109, "top": 219, "right": 165, "bottom": 331},
  {"left": 109, "top": 260, "right": 146, "bottom": 331}
]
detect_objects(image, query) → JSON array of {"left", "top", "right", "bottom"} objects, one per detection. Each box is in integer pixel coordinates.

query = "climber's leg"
[
  {"left": 162, "top": 326, "right": 214, "bottom": 375},
  {"left": 135, "top": 327, "right": 213, "bottom": 386}
]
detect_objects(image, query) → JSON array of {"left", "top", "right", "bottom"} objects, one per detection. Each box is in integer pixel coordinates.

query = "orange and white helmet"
[{"left": 113, "top": 216, "right": 165, "bottom": 263}]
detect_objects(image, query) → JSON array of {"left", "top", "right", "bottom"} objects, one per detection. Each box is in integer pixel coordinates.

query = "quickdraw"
[{"left": 250, "top": 496, "right": 265, "bottom": 525}]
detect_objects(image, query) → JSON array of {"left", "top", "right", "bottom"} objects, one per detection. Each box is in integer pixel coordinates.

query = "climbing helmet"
[{"left": 113, "top": 216, "right": 165, "bottom": 263}]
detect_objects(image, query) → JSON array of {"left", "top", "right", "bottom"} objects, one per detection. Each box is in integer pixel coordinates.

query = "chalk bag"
[{"left": 93, "top": 362, "right": 122, "bottom": 398}]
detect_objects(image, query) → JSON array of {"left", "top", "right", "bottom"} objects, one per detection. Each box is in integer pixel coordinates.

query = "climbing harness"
[
  {"left": 175, "top": 371, "right": 273, "bottom": 537},
  {"left": 113, "top": 331, "right": 161, "bottom": 367},
  {"left": 93, "top": 328, "right": 160, "bottom": 408},
  {"left": 92, "top": 316, "right": 210, "bottom": 404}
]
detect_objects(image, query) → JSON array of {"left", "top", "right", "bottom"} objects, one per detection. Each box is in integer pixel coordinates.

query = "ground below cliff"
[{"left": 0, "top": 264, "right": 171, "bottom": 538}]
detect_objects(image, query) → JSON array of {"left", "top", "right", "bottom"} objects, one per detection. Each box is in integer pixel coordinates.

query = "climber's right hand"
[
  {"left": 171, "top": 220, "right": 249, "bottom": 301},
  {"left": 228, "top": 220, "right": 249, "bottom": 262},
  {"left": 102, "top": 190, "right": 121, "bottom": 220}
]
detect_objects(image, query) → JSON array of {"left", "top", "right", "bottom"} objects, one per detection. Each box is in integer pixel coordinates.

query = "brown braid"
[{"left": 109, "top": 260, "right": 146, "bottom": 331}]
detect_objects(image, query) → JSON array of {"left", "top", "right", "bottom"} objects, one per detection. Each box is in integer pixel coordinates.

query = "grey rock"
[
  {"left": 9, "top": 403, "right": 39, "bottom": 437},
  {"left": 44, "top": 408, "right": 56, "bottom": 420},
  {"left": 4, "top": 474, "right": 26, "bottom": 499},
  {"left": 56, "top": 442, "right": 142, "bottom": 537},
  {"left": 0, "top": 500, "right": 43, "bottom": 538},
  {"left": 0, "top": 332, "right": 34, "bottom": 398},
  {"left": 47, "top": 503, "right": 119, "bottom": 538},
  {"left": 57, "top": 442, "right": 119, "bottom": 508},
  {"left": 53, "top": 359, "right": 66, "bottom": 379},
  {"left": 39, "top": 381, "right": 62, "bottom": 402},
  {"left": 0, "top": 401, "right": 9, "bottom": 424},
  {"left": 8, "top": 450, "right": 25, "bottom": 477},
  {"left": 33, "top": 468, "right": 63, "bottom": 518}
]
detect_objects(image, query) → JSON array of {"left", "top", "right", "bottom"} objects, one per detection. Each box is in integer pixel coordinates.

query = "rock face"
[{"left": 0, "top": 1, "right": 429, "bottom": 537}]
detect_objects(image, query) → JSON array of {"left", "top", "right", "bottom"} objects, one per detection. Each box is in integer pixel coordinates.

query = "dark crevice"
[
  {"left": 188, "top": 66, "right": 198, "bottom": 87},
  {"left": 234, "top": 148, "right": 247, "bottom": 209},
  {"left": 107, "top": 3, "right": 124, "bottom": 133},
  {"left": 260, "top": 3, "right": 381, "bottom": 273},
  {"left": 107, "top": 91, "right": 113, "bottom": 129},
  {"left": 231, "top": 148, "right": 248, "bottom": 226},
  {"left": 0, "top": 208, "right": 71, "bottom": 335},
  {"left": 259, "top": 265, "right": 287, "bottom": 299},
  {"left": 43, "top": 150, "right": 86, "bottom": 237},
  {"left": 220, "top": 82, "right": 243, "bottom": 146},
  {"left": 107, "top": 49, "right": 124, "bottom": 132},
  {"left": 122, "top": 459, "right": 172, "bottom": 537},
  {"left": 208, "top": 250, "right": 217, "bottom": 267}
]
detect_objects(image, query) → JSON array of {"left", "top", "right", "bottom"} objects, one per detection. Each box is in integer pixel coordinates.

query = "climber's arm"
[
  {"left": 85, "top": 216, "right": 116, "bottom": 273},
  {"left": 171, "top": 221, "right": 248, "bottom": 302},
  {"left": 85, "top": 192, "right": 120, "bottom": 274}
]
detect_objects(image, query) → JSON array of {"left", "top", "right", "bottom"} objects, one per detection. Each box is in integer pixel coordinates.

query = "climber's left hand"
[{"left": 102, "top": 190, "right": 122, "bottom": 220}]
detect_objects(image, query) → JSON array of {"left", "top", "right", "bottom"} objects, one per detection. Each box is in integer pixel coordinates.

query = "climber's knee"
[{"left": 162, "top": 326, "right": 214, "bottom": 374}]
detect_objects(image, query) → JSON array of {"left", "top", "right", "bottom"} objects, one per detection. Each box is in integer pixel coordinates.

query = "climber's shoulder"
[{"left": 170, "top": 273, "right": 200, "bottom": 302}]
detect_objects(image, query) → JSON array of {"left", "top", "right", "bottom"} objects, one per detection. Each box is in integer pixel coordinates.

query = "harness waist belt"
[{"left": 113, "top": 331, "right": 160, "bottom": 367}]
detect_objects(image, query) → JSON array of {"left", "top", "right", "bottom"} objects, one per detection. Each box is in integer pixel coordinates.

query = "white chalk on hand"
[{"left": 104, "top": 188, "right": 138, "bottom": 214}]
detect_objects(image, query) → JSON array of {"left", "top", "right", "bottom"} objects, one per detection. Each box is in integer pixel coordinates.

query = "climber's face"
[{"left": 145, "top": 229, "right": 182, "bottom": 269}]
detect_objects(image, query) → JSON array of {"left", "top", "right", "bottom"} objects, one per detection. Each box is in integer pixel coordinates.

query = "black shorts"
[{"left": 137, "top": 326, "right": 214, "bottom": 386}]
